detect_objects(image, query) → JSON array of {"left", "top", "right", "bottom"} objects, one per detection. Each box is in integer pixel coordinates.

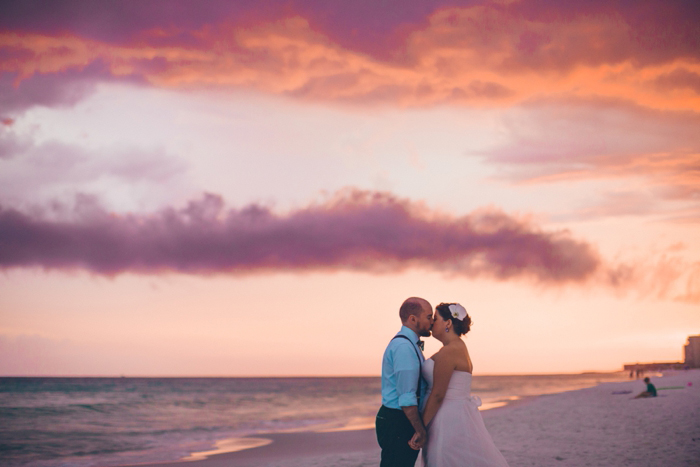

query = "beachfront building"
[{"left": 684, "top": 335, "right": 700, "bottom": 368}]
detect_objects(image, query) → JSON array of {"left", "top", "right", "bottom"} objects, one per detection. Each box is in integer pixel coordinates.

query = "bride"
[{"left": 410, "top": 303, "right": 509, "bottom": 467}]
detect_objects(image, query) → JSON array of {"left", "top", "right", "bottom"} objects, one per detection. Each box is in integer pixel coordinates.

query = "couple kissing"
[{"left": 375, "top": 297, "right": 509, "bottom": 467}]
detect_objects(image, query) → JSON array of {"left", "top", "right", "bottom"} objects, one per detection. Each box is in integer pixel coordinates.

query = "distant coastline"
[{"left": 623, "top": 334, "right": 700, "bottom": 374}]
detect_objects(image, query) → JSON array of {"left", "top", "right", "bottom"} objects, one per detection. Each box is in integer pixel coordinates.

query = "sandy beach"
[{"left": 130, "top": 370, "right": 700, "bottom": 467}]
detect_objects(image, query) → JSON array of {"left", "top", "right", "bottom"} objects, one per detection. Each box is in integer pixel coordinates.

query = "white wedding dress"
[{"left": 419, "top": 359, "right": 509, "bottom": 467}]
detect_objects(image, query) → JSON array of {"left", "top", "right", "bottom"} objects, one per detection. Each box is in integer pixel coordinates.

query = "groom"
[{"left": 376, "top": 297, "right": 434, "bottom": 467}]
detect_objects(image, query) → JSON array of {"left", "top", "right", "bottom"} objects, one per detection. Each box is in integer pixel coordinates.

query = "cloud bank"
[
  {"left": 2, "top": 190, "right": 697, "bottom": 302},
  {"left": 0, "top": 190, "right": 601, "bottom": 283},
  {"left": 1, "top": 0, "right": 698, "bottom": 113}
]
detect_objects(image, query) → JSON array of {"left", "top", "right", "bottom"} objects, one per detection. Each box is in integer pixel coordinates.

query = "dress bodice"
[{"left": 422, "top": 358, "right": 480, "bottom": 404}]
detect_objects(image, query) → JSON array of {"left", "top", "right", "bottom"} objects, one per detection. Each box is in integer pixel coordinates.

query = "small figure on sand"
[{"left": 634, "top": 377, "right": 657, "bottom": 398}]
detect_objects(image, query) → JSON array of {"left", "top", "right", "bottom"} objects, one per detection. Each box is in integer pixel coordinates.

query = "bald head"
[{"left": 399, "top": 297, "right": 431, "bottom": 323}]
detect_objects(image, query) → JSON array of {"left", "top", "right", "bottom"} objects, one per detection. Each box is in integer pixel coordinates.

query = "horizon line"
[{"left": 0, "top": 370, "right": 630, "bottom": 378}]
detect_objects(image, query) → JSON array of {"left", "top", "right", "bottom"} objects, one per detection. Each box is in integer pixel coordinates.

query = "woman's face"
[{"left": 432, "top": 310, "right": 445, "bottom": 338}]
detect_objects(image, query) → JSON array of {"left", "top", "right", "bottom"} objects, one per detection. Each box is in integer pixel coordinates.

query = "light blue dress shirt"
[{"left": 380, "top": 326, "right": 427, "bottom": 409}]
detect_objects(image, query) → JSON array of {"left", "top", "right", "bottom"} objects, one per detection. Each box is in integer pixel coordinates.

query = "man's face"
[{"left": 414, "top": 305, "right": 434, "bottom": 337}]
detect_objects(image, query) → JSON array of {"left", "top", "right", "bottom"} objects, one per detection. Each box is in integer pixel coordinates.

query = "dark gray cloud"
[{"left": 0, "top": 190, "right": 602, "bottom": 282}]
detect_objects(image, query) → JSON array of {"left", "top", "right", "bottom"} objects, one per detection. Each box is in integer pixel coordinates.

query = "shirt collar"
[{"left": 398, "top": 325, "right": 420, "bottom": 344}]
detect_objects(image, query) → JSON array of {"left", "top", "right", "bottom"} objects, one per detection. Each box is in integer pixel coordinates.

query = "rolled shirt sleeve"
[{"left": 393, "top": 342, "right": 421, "bottom": 407}]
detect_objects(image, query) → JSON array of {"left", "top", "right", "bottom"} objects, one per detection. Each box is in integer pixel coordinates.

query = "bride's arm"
[{"left": 421, "top": 351, "right": 456, "bottom": 426}]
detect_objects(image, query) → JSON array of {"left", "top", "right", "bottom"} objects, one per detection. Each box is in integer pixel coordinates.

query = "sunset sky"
[{"left": 1, "top": 0, "right": 698, "bottom": 376}]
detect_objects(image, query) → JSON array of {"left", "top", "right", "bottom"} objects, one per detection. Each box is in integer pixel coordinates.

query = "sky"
[{"left": 0, "top": 0, "right": 699, "bottom": 376}]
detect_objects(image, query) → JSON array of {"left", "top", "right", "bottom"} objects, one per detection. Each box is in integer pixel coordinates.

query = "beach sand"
[
  {"left": 484, "top": 369, "right": 700, "bottom": 466},
  {"left": 130, "top": 369, "right": 700, "bottom": 467}
]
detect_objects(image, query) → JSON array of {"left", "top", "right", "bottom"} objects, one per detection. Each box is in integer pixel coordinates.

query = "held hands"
[{"left": 408, "top": 430, "right": 427, "bottom": 450}]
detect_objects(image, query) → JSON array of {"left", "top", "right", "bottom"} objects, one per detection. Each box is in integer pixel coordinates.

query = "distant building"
[{"left": 684, "top": 335, "right": 700, "bottom": 368}]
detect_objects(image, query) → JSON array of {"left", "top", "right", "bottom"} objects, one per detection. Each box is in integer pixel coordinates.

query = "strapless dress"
[{"left": 419, "top": 358, "right": 509, "bottom": 467}]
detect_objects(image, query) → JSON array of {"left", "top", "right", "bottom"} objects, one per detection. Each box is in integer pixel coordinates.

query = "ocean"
[{"left": 0, "top": 373, "right": 630, "bottom": 467}]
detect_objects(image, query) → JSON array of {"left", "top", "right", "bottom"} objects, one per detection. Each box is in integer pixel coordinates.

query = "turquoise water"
[{"left": 0, "top": 373, "right": 629, "bottom": 466}]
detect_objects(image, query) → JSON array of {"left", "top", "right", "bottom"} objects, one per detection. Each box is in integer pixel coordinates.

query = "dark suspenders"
[{"left": 391, "top": 335, "right": 423, "bottom": 406}]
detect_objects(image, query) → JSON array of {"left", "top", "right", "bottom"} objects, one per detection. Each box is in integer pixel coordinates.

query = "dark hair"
[
  {"left": 399, "top": 298, "right": 425, "bottom": 322},
  {"left": 435, "top": 302, "right": 471, "bottom": 336}
]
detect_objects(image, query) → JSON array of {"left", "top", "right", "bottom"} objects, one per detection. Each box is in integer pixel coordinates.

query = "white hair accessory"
[{"left": 448, "top": 304, "right": 467, "bottom": 320}]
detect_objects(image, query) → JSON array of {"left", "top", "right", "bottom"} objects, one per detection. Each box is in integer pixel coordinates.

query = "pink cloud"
[
  {"left": 625, "top": 255, "right": 700, "bottom": 304},
  {"left": 2, "top": 190, "right": 697, "bottom": 302},
  {"left": 571, "top": 191, "right": 659, "bottom": 220},
  {"left": 482, "top": 98, "right": 700, "bottom": 208},
  {"left": 0, "top": 132, "right": 188, "bottom": 204},
  {"left": 0, "top": 190, "right": 602, "bottom": 283}
]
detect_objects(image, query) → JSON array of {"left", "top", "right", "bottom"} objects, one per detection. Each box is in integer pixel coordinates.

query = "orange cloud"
[
  {"left": 1, "top": 5, "right": 699, "bottom": 111},
  {"left": 522, "top": 152, "right": 700, "bottom": 202}
]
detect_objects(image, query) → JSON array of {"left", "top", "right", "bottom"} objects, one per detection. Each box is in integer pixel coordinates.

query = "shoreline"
[
  {"left": 126, "top": 384, "right": 538, "bottom": 467},
  {"left": 124, "top": 429, "right": 380, "bottom": 467},
  {"left": 122, "top": 369, "right": 700, "bottom": 467}
]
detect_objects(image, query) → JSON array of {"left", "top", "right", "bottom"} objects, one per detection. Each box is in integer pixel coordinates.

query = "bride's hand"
[
  {"left": 408, "top": 430, "right": 426, "bottom": 450},
  {"left": 408, "top": 433, "right": 419, "bottom": 450}
]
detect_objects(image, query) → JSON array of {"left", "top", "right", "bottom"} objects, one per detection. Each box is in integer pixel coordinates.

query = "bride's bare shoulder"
[
  {"left": 431, "top": 344, "right": 459, "bottom": 362},
  {"left": 429, "top": 345, "right": 449, "bottom": 361}
]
